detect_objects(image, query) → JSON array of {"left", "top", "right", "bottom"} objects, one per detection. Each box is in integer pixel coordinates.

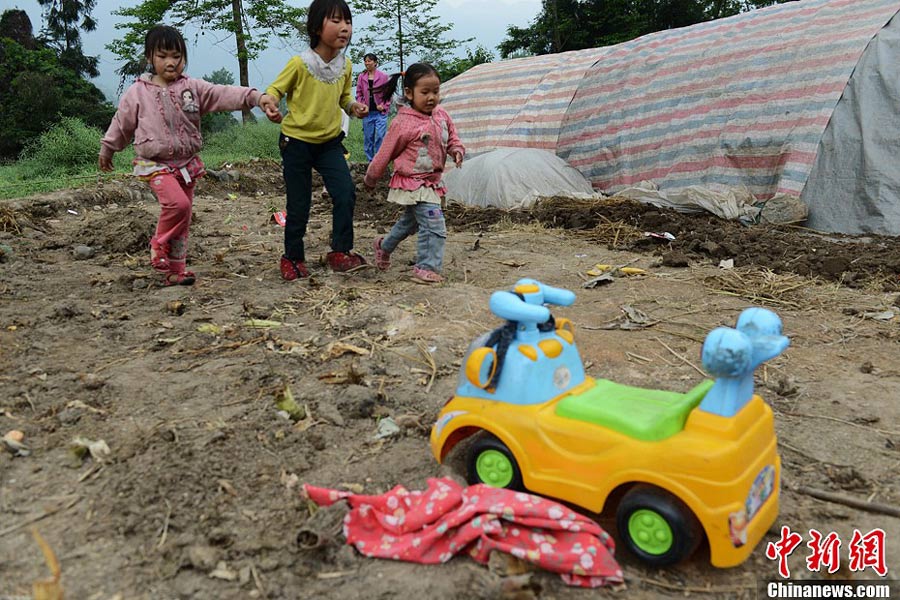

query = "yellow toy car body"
[{"left": 430, "top": 279, "right": 785, "bottom": 567}]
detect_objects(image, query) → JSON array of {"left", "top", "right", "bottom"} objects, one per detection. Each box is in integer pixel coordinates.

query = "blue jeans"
[
  {"left": 382, "top": 202, "right": 446, "bottom": 273},
  {"left": 362, "top": 111, "right": 388, "bottom": 161}
]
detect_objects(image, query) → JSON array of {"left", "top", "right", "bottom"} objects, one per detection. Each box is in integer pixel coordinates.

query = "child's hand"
[
  {"left": 376, "top": 104, "right": 384, "bottom": 112},
  {"left": 98, "top": 155, "right": 114, "bottom": 172},
  {"left": 259, "top": 94, "right": 283, "bottom": 123},
  {"left": 451, "top": 150, "right": 464, "bottom": 168},
  {"left": 351, "top": 102, "right": 369, "bottom": 118}
]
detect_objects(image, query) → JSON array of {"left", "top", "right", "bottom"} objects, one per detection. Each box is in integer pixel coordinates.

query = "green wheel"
[
  {"left": 466, "top": 433, "right": 524, "bottom": 491},
  {"left": 628, "top": 509, "right": 674, "bottom": 555},
  {"left": 616, "top": 485, "right": 703, "bottom": 567}
]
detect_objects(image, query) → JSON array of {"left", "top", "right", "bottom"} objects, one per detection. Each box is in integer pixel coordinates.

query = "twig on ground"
[
  {"left": 95, "top": 356, "right": 134, "bottom": 373},
  {"left": 653, "top": 326, "right": 706, "bottom": 343},
  {"left": 251, "top": 564, "right": 268, "bottom": 599},
  {"left": 625, "top": 352, "right": 652, "bottom": 364},
  {"left": 416, "top": 341, "right": 437, "bottom": 393},
  {"left": 654, "top": 337, "right": 706, "bottom": 377},
  {"left": 0, "top": 495, "right": 82, "bottom": 537},
  {"left": 156, "top": 499, "right": 172, "bottom": 549},
  {"left": 77, "top": 465, "right": 103, "bottom": 483},
  {"left": 23, "top": 392, "right": 36, "bottom": 413},
  {"left": 779, "top": 411, "right": 900, "bottom": 436},
  {"left": 778, "top": 440, "right": 824, "bottom": 464},
  {"left": 791, "top": 485, "right": 900, "bottom": 519},
  {"left": 633, "top": 575, "right": 751, "bottom": 594}
]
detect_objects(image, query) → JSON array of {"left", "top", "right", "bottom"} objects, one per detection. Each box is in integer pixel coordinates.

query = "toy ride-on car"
[{"left": 430, "top": 279, "right": 788, "bottom": 568}]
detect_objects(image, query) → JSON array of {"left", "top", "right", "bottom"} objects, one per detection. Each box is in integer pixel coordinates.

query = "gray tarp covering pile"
[
  {"left": 443, "top": 147, "right": 595, "bottom": 209},
  {"left": 803, "top": 15, "right": 900, "bottom": 234}
]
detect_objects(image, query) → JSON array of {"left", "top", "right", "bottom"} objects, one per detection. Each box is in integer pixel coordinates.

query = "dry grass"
[
  {"left": 703, "top": 268, "right": 841, "bottom": 309},
  {"left": 583, "top": 219, "right": 644, "bottom": 246},
  {"left": 702, "top": 268, "right": 842, "bottom": 309},
  {"left": 0, "top": 205, "right": 24, "bottom": 234}
]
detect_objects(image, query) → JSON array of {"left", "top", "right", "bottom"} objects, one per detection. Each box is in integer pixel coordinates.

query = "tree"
[
  {"left": 200, "top": 67, "right": 241, "bottom": 134},
  {"left": 108, "top": 0, "right": 306, "bottom": 123},
  {"left": 36, "top": 0, "right": 100, "bottom": 78},
  {"left": 0, "top": 10, "right": 113, "bottom": 159},
  {"left": 424, "top": 44, "right": 494, "bottom": 83},
  {"left": 350, "top": 0, "right": 473, "bottom": 73},
  {"left": 499, "top": 0, "right": 798, "bottom": 58}
]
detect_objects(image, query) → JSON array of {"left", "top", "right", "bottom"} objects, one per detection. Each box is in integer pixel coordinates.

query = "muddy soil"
[{"left": 1, "top": 163, "right": 899, "bottom": 599}]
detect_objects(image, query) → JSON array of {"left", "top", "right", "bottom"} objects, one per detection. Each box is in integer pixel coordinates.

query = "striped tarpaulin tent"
[
  {"left": 441, "top": 0, "right": 900, "bottom": 208},
  {"left": 441, "top": 48, "right": 608, "bottom": 154}
]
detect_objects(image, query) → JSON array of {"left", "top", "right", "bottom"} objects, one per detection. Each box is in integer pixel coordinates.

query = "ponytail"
[
  {"left": 375, "top": 72, "right": 403, "bottom": 103},
  {"left": 373, "top": 63, "right": 439, "bottom": 105}
]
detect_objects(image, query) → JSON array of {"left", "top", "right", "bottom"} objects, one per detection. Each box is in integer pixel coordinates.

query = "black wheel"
[
  {"left": 465, "top": 432, "right": 525, "bottom": 491},
  {"left": 616, "top": 485, "right": 704, "bottom": 567}
]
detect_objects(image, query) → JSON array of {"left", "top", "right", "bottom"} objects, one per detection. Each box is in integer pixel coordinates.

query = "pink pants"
[{"left": 148, "top": 170, "right": 195, "bottom": 275}]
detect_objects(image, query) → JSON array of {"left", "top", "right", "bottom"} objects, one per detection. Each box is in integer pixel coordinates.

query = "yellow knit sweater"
[{"left": 266, "top": 55, "right": 353, "bottom": 144}]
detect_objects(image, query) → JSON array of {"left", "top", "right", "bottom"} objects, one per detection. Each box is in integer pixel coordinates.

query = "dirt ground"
[{"left": 1, "top": 163, "right": 899, "bottom": 599}]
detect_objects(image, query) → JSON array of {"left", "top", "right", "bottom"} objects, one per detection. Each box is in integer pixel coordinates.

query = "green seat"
[{"left": 555, "top": 379, "right": 714, "bottom": 441}]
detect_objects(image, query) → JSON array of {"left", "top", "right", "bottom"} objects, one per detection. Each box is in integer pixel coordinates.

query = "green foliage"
[
  {"left": 0, "top": 35, "right": 114, "bottom": 159},
  {"left": 424, "top": 45, "right": 494, "bottom": 83},
  {"left": 108, "top": 0, "right": 306, "bottom": 87},
  {"left": 36, "top": 0, "right": 99, "bottom": 77},
  {"left": 350, "top": 0, "right": 473, "bottom": 72},
  {"left": 0, "top": 116, "right": 368, "bottom": 199},
  {"left": 499, "top": 0, "right": 798, "bottom": 57},
  {"left": 343, "top": 116, "right": 366, "bottom": 163},
  {"left": 200, "top": 120, "right": 282, "bottom": 167},
  {"left": 201, "top": 67, "right": 240, "bottom": 135},
  {"left": 17, "top": 117, "right": 102, "bottom": 178}
]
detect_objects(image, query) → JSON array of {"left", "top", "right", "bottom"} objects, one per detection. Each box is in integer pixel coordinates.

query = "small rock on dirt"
[
  {"left": 315, "top": 401, "right": 345, "bottom": 427},
  {"left": 56, "top": 408, "right": 82, "bottom": 426},
  {"left": 72, "top": 245, "right": 95, "bottom": 260},
  {"left": 661, "top": 251, "right": 689, "bottom": 267},
  {"left": 187, "top": 544, "right": 220, "bottom": 571},
  {"left": 80, "top": 373, "right": 105, "bottom": 389}
]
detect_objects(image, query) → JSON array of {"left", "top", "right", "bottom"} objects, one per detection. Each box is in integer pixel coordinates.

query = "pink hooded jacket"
[
  {"left": 364, "top": 105, "right": 464, "bottom": 194},
  {"left": 100, "top": 73, "right": 262, "bottom": 166},
  {"left": 355, "top": 69, "right": 392, "bottom": 115}
]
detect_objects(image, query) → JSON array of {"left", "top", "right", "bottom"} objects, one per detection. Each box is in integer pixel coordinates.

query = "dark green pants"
[{"left": 280, "top": 132, "right": 355, "bottom": 261}]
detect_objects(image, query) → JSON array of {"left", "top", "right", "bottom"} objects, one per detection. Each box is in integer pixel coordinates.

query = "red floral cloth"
[{"left": 303, "top": 477, "right": 624, "bottom": 588}]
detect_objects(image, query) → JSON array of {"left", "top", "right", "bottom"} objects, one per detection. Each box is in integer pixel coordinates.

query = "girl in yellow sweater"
[{"left": 263, "top": 0, "right": 369, "bottom": 279}]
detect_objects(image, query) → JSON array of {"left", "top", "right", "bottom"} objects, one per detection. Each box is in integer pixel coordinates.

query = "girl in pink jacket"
[
  {"left": 364, "top": 63, "right": 464, "bottom": 284},
  {"left": 99, "top": 25, "right": 279, "bottom": 286}
]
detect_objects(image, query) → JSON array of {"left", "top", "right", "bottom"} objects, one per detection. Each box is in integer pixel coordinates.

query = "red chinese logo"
[
  {"left": 766, "top": 526, "right": 803, "bottom": 578},
  {"left": 848, "top": 528, "right": 887, "bottom": 577},
  {"left": 806, "top": 529, "right": 841, "bottom": 574},
  {"left": 767, "top": 526, "right": 888, "bottom": 578}
]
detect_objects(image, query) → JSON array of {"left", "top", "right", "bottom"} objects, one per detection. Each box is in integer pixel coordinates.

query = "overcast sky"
[{"left": 13, "top": 0, "right": 541, "bottom": 102}]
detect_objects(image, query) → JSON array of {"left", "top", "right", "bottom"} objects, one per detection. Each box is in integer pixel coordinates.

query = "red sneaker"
[
  {"left": 326, "top": 251, "right": 366, "bottom": 272},
  {"left": 280, "top": 256, "right": 309, "bottom": 280}
]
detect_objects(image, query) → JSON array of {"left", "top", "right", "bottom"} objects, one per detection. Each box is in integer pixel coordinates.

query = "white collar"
[{"left": 301, "top": 48, "right": 346, "bottom": 83}]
